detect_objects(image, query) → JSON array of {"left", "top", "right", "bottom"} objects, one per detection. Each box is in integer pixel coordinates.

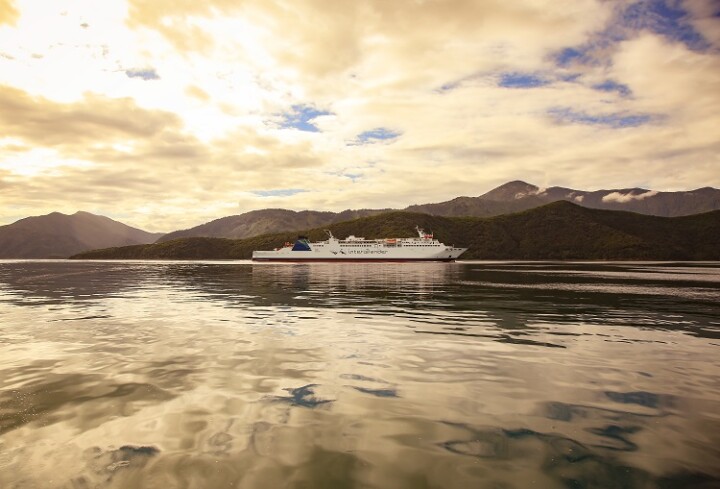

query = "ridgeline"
[{"left": 71, "top": 202, "right": 720, "bottom": 261}]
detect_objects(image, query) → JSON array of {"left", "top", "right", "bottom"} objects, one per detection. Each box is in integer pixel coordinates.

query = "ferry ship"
[{"left": 252, "top": 227, "right": 467, "bottom": 262}]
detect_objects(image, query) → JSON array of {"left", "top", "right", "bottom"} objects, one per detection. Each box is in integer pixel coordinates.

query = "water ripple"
[{"left": 0, "top": 260, "right": 719, "bottom": 488}]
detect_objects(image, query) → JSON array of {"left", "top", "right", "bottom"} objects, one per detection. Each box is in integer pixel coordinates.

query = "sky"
[{"left": 0, "top": 0, "right": 718, "bottom": 232}]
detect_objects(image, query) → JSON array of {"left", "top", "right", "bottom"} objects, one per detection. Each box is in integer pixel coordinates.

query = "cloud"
[
  {"left": 0, "top": 84, "right": 182, "bottom": 146},
  {"left": 683, "top": 0, "right": 720, "bottom": 48},
  {"left": 125, "top": 0, "right": 223, "bottom": 53},
  {"left": 622, "top": 0, "right": 710, "bottom": 50},
  {"left": 602, "top": 190, "right": 659, "bottom": 203},
  {"left": 0, "top": 84, "right": 334, "bottom": 230},
  {"left": 126, "top": 0, "right": 613, "bottom": 81},
  {"left": 549, "top": 0, "right": 714, "bottom": 69},
  {"left": 0, "top": 0, "right": 18, "bottom": 26},
  {"left": 185, "top": 85, "right": 210, "bottom": 102},
  {"left": 610, "top": 34, "right": 720, "bottom": 116},
  {"left": 0, "top": 0, "right": 718, "bottom": 232}
]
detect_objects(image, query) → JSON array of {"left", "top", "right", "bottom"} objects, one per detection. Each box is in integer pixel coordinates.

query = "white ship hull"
[
  {"left": 252, "top": 228, "right": 467, "bottom": 262},
  {"left": 252, "top": 249, "right": 466, "bottom": 262}
]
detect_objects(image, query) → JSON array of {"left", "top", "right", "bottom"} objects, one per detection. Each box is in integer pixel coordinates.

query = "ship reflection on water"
[{"left": 0, "top": 260, "right": 719, "bottom": 488}]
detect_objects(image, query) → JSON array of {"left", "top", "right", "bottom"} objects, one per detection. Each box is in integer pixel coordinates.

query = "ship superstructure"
[{"left": 252, "top": 227, "right": 467, "bottom": 262}]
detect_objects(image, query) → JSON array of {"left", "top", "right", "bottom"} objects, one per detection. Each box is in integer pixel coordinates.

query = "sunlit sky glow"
[{"left": 0, "top": 0, "right": 718, "bottom": 231}]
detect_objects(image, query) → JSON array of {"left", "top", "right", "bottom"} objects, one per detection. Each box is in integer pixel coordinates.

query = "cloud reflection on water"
[{"left": 0, "top": 261, "right": 718, "bottom": 488}]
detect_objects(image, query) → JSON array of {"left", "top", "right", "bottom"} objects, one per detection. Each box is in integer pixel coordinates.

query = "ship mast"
[{"left": 415, "top": 225, "right": 433, "bottom": 239}]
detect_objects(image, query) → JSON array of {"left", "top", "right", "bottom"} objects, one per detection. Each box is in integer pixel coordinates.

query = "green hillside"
[{"left": 71, "top": 202, "right": 720, "bottom": 260}]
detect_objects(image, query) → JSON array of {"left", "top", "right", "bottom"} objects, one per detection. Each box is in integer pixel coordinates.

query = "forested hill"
[{"left": 71, "top": 202, "right": 720, "bottom": 261}]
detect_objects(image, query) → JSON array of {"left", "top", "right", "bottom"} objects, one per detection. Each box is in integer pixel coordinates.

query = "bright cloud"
[
  {"left": 0, "top": 0, "right": 718, "bottom": 231},
  {"left": 602, "top": 190, "right": 659, "bottom": 203},
  {"left": 0, "top": 0, "right": 18, "bottom": 26}
]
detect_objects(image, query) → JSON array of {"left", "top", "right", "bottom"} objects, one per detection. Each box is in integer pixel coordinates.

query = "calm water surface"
[{"left": 0, "top": 260, "right": 719, "bottom": 489}]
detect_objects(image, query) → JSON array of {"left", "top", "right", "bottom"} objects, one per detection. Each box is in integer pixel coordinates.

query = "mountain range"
[
  {"left": 72, "top": 202, "right": 720, "bottom": 261},
  {"left": 156, "top": 181, "right": 720, "bottom": 242},
  {"left": 156, "top": 208, "right": 389, "bottom": 242},
  {"left": 1, "top": 181, "right": 718, "bottom": 258},
  {"left": 0, "top": 211, "right": 163, "bottom": 258},
  {"left": 407, "top": 181, "right": 720, "bottom": 218}
]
